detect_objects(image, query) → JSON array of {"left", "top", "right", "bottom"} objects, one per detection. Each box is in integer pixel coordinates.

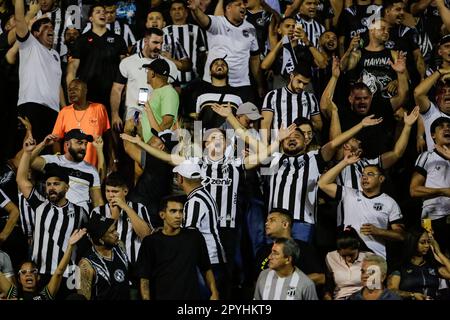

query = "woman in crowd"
[
  {"left": 388, "top": 227, "right": 450, "bottom": 300},
  {"left": 324, "top": 226, "right": 372, "bottom": 300}
]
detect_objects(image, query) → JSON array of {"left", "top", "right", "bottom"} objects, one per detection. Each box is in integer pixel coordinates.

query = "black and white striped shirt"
[
  {"left": 0, "top": 189, "right": 11, "bottom": 218},
  {"left": 254, "top": 267, "right": 318, "bottom": 300},
  {"left": 18, "top": 192, "right": 46, "bottom": 238},
  {"left": 163, "top": 24, "right": 207, "bottom": 84},
  {"left": 182, "top": 186, "right": 226, "bottom": 264},
  {"left": 27, "top": 189, "right": 88, "bottom": 276},
  {"left": 83, "top": 20, "right": 136, "bottom": 47},
  {"left": 267, "top": 150, "right": 326, "bottom": 224},
  {"left": 262, "top": 87, "right": 320, "bottom": 142},
  {"left": 294, "top": 15, "right": 325, "bottom": 48},
  {"left": 91, "top": 201, "right": 151, "bottom": 265},
  {"left": 200, "top": 156, "right": 242, "bottom": 229}
]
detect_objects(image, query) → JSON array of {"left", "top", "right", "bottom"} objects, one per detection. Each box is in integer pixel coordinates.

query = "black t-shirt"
[
  {"left": 136, "top": 228, "right": 211, "bottom": 300},
  {"left": 254, "top": 239, "right": 324, "bottom": 281},
  {"left": 246, "top": 10, "right": 271, "bottom": 55},
  {"left": 339, "top": 106, "right": 391, "bottom": 159},
  {"left": 387, "top": 24, "right": 421, "bottom": 85},
  {"left": 338, "top": 4, "right": 381, "bottom": 50},
  {"left": 128, "top": 152, "right": 172, "bottom": 225},
  {"left": 394, "top": 260, "right": 440, "bottom": 299},
  {"left": 355, "top": 48, "right": 396, "bottom": 100},
  {"left": 192, "top": 81, "right": 241, "bottom": 129},
  {"left": 71, "top": 30, "right": 127, "bottom": 107}
]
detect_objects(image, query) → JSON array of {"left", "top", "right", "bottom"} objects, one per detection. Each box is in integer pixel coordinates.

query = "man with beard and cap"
[
  {"left": 78, "top": 215, "right": 130, "bottom": 300},
  {"left": 30, "top": 129, "right": 104, "bottom": 212},
  {"left": 111, "top": 28, "right": 178, "bottom": 133},
  {"left": 16, "top": 135, "right": 89, "bottom": 299},
  {"left": 192, "top": 56, "right": 243, "bottom": 129}
]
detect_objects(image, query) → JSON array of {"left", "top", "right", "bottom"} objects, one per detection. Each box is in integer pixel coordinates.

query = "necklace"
[{"left": 73, "top": 107, "right": 88, "bottom": 127}]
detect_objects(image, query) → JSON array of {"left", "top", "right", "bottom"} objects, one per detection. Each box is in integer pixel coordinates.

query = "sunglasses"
[{"left": 18, "top": 268, "right": 38, "bottom": 275}]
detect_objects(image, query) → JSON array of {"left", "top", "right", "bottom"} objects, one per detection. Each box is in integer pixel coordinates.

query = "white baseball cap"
[{"left": 172, "top": 161, "right": 202, "bottom": 179}]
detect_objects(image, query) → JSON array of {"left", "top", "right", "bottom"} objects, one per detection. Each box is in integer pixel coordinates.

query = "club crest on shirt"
[
  {"left": 242, "top": 29, "right": 250, "bottom": 37},
  {"left": 287, "top": 287, "right": 296, "bottom": 297},
  {"left": 385, "top": 40, "right": 395, "bottom": 49},
  {"left": 373, "top": 203, "right": 383, "bottom": 211},
  {"left": 107, "top": 37, "right": 115, "bottom": 43},
  {"left": 114, "top": 269, "right": 125, "bottom": 282}
]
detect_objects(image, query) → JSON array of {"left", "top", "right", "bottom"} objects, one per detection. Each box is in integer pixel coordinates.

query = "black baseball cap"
[
  {"left": 439, "top": 34, "right": 450, "bottom": 47},
  {"left": 430, "top": 116, "right": 450, "bottom": 134},
  {"left": 64, "top": 129, "right": 93, "bottom": 142},
  {"left": 151, "top": 128, "right": 178, "bottom": 152},
  {"left": 44, "top": 163, "right": 70, "bottom": 184},
  {"left": 87, "top": 214, "right": 116, "bottom": 243},
  {"left": 142, "top": 59, "right": 170, "bottom": 77}
]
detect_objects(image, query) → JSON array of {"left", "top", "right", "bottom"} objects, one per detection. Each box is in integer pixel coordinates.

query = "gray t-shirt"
[
  {"left": 0, "top": 250, "right": 14, "bottom": 278},
  {"left": 254, "top": 267, "right": 318, "bottom": 300}
]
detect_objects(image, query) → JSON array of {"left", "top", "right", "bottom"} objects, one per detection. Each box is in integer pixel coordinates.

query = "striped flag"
[{"left": 281, "top": 35, "right": 298, "bottom": 76}]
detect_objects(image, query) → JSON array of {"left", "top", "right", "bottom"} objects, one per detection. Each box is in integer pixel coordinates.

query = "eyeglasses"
[
  {"left": 18, "top": 268, "right": 38, "bottom": 275},
  {"left": 361, "top": 173, "right": 380, "bottom": 178}
]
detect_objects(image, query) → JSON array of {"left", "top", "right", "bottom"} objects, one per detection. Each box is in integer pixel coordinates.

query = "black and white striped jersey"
[
  {"left": 83, "top": 20, "right": 136, "bottom": 47},
  {"left": 18, "top": 192, "right": 46, "bottom": 238},
  {"left": 294, "top": 15, "right": 325, "bottom": 48},
  {"left": 266, "top": 150, "right": 326, "bottom": 224},
  {"left": 27, "top": 189, "right": 88, "bottom": 276},
  {"left": 200, "top": 156, "right": 242, "bottom": 229},
  {"left": 0, "top": 188, "right": 10, "bottom": 209},
  {"left": 262, "top": 87, "right": 320, "bottom": 142},
  {"left": 90, "top": 201, "right": 152, "bottom": 265},
  {"left": 163, "top": 24, "right": 207, "bottom": 83},
  {"left": 254, "top": 267, "right": 318, "bottom": 300},
  {"left": 182, "top": 186, "right": 226, "bottom": 265}
]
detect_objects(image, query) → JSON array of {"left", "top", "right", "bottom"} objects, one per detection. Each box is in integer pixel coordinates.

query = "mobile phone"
[
  {"left": 138, "top": 88, "right": 149, "bottom": 106},
  {"left": 132, "top": 111, "right": 140, "bottom": 137}
]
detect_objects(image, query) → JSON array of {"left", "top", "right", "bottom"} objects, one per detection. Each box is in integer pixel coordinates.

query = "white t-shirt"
[
  {"left": 421, "top": 102, "right": 450, "bottom": 151},
  {"left": 18, "top": 33, "right": 62, "bottom": 111},
  {"left": 338, "top": 186, "right": 403, "bottom": 258},
  {"left": 41, "top": 155, "right": 100, "bottom": 211},
  {"left": 203, "top": 15, "right": 259, "bottom": 87},
  {"left": 415, "top": 149, "right": 450, "bottom": 220},
  {"left": 118, "top": 52, "right": 177, "bottom": 119}
]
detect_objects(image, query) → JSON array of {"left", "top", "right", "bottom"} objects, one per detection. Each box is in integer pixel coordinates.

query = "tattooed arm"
[{"left": 78, "top": 258, "right": 95, "bottom": 300}]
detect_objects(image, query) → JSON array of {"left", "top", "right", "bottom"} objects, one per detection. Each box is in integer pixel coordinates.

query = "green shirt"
[{"left": 142, "top": 84, "right": 179, "bottom": 142}]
